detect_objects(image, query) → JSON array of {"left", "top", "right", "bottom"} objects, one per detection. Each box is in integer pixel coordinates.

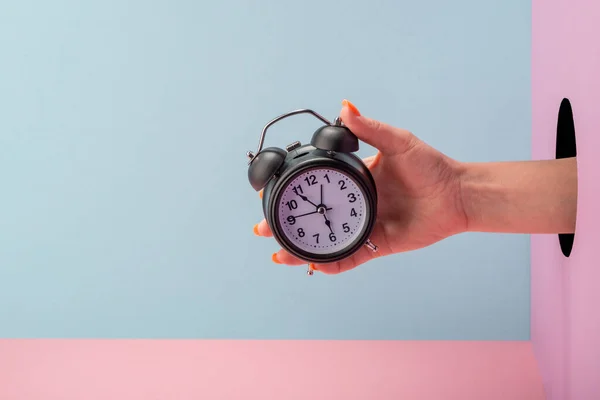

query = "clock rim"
[{"left": 268, "top": 156, "right": 377, "bottom": 264}]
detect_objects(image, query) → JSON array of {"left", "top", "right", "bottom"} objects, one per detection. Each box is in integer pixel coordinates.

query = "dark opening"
[{"left": 555, "top": 98, "right": 577, "bottom": 257}]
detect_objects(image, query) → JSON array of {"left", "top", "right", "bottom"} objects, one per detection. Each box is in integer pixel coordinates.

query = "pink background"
[
  {"left": 2, "top": 0, "right": 599, "bottom": 397},
  {"left": 531, "top": 0, "right": 600, "bottom": 398},
  {"left": 0, "top": 340, "right": 543, "bottom": 399}
]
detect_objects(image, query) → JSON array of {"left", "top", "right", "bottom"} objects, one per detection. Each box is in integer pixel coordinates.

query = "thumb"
[{"left": 340, "top": 99, "right": 417, "bottom": 155}]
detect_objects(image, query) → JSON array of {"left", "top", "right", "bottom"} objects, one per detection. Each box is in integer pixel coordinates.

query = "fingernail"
[
  {"left": 309, "top": 263, "right": 318, "bottom": 271},
  {"left": 272, "top": 253, "right": 282, "bottom": 264},
  {"left": 342, "top": 99, "right": 361, "bottom": 116},
  {"left": 253, "top": 224, "right": 260, "bottom": 236},
  {"left": 259, "top": 190, "right": 263, "bottom": 199}
]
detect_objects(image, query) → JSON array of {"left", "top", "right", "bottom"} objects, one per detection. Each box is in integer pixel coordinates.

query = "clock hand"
[
  {"left": 319, "top": 203, "right": 334, "bottom": 234},
  {"left": 320, "top": 184, "right": 323, "bottom": 205},
  {"left": 324, "top": 216, "right": 334, "bottom": 234},
  {"left": 293, "top": 210, "right": 318, "bottom": 218},
  {"left": 298, "top": 194, "right": 318, "bottom": 208},
  {"left": 319, "top": 185, "right": 333, "bottom": 210}
]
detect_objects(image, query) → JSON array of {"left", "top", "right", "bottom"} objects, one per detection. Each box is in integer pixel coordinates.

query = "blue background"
[{"left": 0, "top": 0, "right": 530, "bottom": 339}]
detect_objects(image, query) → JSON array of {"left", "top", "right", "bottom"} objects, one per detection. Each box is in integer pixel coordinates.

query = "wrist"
[
  {"left": 456, "top": 158, "right": 577, "bottom": 234},
  {"left": 457, "top": 161, "right": 491, "bottom": 233},
  {"left": 438, "top": 159, "right": 472, "bottom": 236}
]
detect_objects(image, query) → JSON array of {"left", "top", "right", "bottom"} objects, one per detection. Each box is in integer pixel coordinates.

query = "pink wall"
[
  {"left": 0, "top": 340, "right": 543, "bottom": 399},
  {"left": 531, "top": 0, "right": 600, "bottom": 398}
]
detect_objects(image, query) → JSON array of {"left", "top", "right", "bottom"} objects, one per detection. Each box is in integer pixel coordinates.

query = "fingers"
[
  {"left": 362, "top": 154, "right": 376, "bottom": 167},
  {"left": 310, "top": 222, "right": 390, "bottom": 274},
  {"left": 253, "top": 222, "right": 305, "bottom": 266},
  {"left": 362, "top": 152, "right": 382, "bottom": 171},
  {"left": 253, "top": 221, "right": 386, "bottom": 272},
  {"left": 253, "top": 219, "right": 272, "bottom": 237},
  {"left": 252, "top": 220, "right": 311, "bottom": 266},
  {"left": 254, "top": 220, "right": 390, "bottom": 275},
  {"left": 311, "top": 247, "right": 372, "bottom": 274},
  {"left": 252, "top": 223, "right": 315, "bottom": 266},
  {"left": 272, "top": 249, "right": 306, "bottom": 266},
  {"left": 340, "top": 99, "right": 418, "bottom": 156}
]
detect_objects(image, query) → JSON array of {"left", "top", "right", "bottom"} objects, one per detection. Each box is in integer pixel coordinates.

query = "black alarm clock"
[{"left": 246, "top": 109, "right": 379, "bottom": 275}]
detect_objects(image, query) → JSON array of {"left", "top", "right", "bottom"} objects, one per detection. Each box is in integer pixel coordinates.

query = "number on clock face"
[{"left": 277, "top": 168, "right": 368, "bottom": 255}]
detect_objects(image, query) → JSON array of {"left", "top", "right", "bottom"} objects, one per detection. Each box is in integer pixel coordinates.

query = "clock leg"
[
  {"left": 307, "top": 264, "right": 314, "bottom": 276},
  {"left": 365, "top": 239, "right": 378, "bottom": 252}
]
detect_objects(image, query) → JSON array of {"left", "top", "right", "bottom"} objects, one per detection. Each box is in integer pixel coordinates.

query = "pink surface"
[
  {"left": 531, "top": 0, "right": 600, "bottom": 398},
  {"left": 0, "top": 340, "right": 543, "bottom": 399}
]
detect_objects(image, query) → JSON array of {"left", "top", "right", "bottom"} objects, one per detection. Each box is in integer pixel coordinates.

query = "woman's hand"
[
  {"left": 253, "top": 100, "right": 468, "bottom": 274},
  {"left": 253, "top": 100, "right": 578, "bottom": 274}
]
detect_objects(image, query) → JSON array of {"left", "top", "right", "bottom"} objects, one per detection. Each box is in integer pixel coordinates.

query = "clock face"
[{"left": 276, "top": 167, "right": 369, "bottom": 255}]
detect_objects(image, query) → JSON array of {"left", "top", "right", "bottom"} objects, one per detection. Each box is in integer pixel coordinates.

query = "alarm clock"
[{"left": 246, "top": 109, "right": 379, "bottom": 275}]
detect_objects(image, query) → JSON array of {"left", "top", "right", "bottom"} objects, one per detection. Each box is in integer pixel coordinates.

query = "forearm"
[{"left": 458, "top": 157, "right": 577, "bottom": 234}]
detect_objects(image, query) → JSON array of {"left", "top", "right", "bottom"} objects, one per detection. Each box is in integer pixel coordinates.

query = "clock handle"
[{"left": 246, "top": 109, "right": 332, "bottom": 163}]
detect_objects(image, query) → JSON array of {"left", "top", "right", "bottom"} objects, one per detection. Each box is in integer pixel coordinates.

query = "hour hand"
[{"left": 298, "top": 194, "right": 318, "bottom": 208}]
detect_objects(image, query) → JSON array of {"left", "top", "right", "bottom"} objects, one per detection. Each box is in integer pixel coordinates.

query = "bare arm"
[
  {"left": 459, "top": 157, "right": 577, "bottom": 234},
  {"left": 253, "top": 101, "right": 579, "bottom": 273}
]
